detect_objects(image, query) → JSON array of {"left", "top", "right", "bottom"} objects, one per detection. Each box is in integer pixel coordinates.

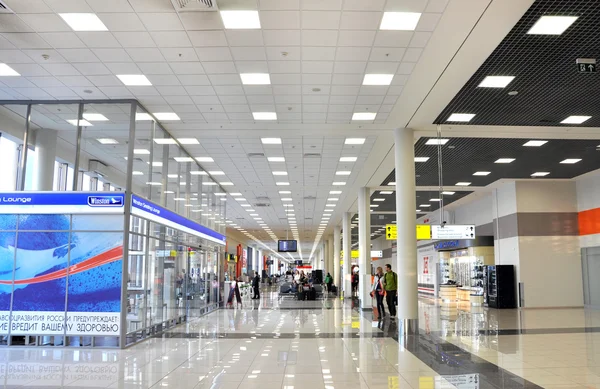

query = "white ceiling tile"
[
  {"left": 42, "top": 86, "right": 78, "bottom": 97},
  {"left": 7, "top": 63, "right": 48, "bottom": 76},
  {"left": 235, "top": 61, "right": 269, "bottom": 73},
  {"left": 249, "top": 104, "right": 276, "bottom": 112},
  {"left": 168, "top": 101, "right": 196, "bottom": 110},
  {"left": 302, "top": 74, "right": 332, "bottom": 84},
  {"left": 19, "top": 13, "right": 70, "bottom": 32},
  {"left": 86, "top": 75, "right": 122, "bottom": 87},
  {"left": 333, "top": 61, "right": 366, "bottom": 74},
  {"left": 278, "top": 113, "right": 301, "bottom": 121},
  {"left": 128, "top": 86, "right": 160, "bottom": 96},
  {"left": 71, "top": 86, "right": 107, "bottom": 98},
  {"left": 359, "top": 85, "right": 388, "bottom": 95},
  {"left": 92, "top": 48, "right": 131, "bottom": 62},
  {"left": 403, "top": 48, "right": 423, "bottom": 62},
  {"left": 302, "top": 47, "right": 335, "bottom": 61},
  {"left": 28, "top": 76, "right": 63, "bottom": 87},
  {"left": 327, "top": 112, "right": 351, "bottom": 121},
  {"left": 410, "top": 31, "right": 432, "bottom": 48},
  {"left": 397, "top": 62, "right": 416, "bottom": 75},
  {"left": 0, "top": 36, "right": 15, "bottom": 50},
  {"left": 379, "top": 104, "right": 394, "bottom": 113},
  {"left": 301, "top": 0, "right": 342, "bottom": 10},
  {"left": 0, "top": 15, "right": 34, "bottom": 33},
  {"left": 369, "top": 47, "right": 406, "bottom": 62},
  {"left": 3, "top": 0, "right": 52, "bottom": 13},
  {"left": 261, "top": 11, "right": 301, "bottom": 29},
  {"left": 303, "top": 112, "right": 327, "bottom": 121},
  {"left": 274, "top": 95, "right": 301, "bottom": 104},
  {"left": 202, "top": 61, "right": 237, "bottom": 74},
  {"left": 87, "top": 0, "right": 136, "bottom": 12},
  {"left": 225, "top": 30, "right": 264, "bottom": 47},
  {"left": 263, "top": 30, "right": 301, "bottom": 47},
  {"left": 302, "top": 11, "right": 341, "bottom": 29},
  {"left": 344, "top": 0, "right": 385, "bottom": 11},
  {"left": 328, "top": 95, "right": 356, "bottom": 104},
  {"left": 99, "top": 86, "right": 134, "bottom": 97},
  {"left": 417, "top": 13, "right": 442, "bottom": 32},
  {"left": 55, "top": 75, "right": 93, "bottom": 87},
  {"left": 337, "top": 30, "right": 376, "bottom": 47},
  {"left": 1, "top": 77, "right": 36, "bottom": 88},
  {"left": 98, "top": 13, "right": 145, "bottom": 32},
  {"left": 224, "top": 105, "right": 250, "bottom": 113},
  {"left": 340, "top": 12, "right": 381, "bottom": 30},
  {"left": 391, "top": 74, "right": 409, "bottom": 85},
  {"left": 136, "top": 62, "right": 172, "bottom": 75},
  {"left": 385, "top": 0, "right": 426, "bottom": 11},
  {"left": 248, "top": 95, "right": 276, "bottom": 104},
  {"left": 73, "top": 62, "right": 111, "bottom": 75},
  {"left": 77, "top": 32, "right": 121, "bottom": 48},
  {"left": 57, "top": 48, "right": 99, "bottom": 63},
  {"left": 331, "top": 74, "right": 362, "bottom": 85},
  {"left": 179, "top": 12, "right": 223, "bottom": 30},
  {"left": 356, "top": 95, "right": 385, "bottom": 105},
  {"left": 138, "top": 13, "right": 184, "bottom": 31},
  {"left": 196, "top": 47, "right": 232, "bottom": 62},
  {"left": 113, "top": 32, "right": 156, "bottom": 48},
  {"left": 185, "top": 85, "right": 216, "bottom": 95},
  {"left": 330, "top": 85, "right": 359, "bottom": 95},
  {"left": 105, "top": 62, "right": 141, "bottom": 73},
  {"left": 202, "top": 112, "right": 229, "bottom": 121},
  {"left": 197, "top": 104, "right": 224, "bottom": 113},
  {"left": 335, "top": 47, "right": 371, "bottom": 62},
  {"left": 426, "top": 0, "right": 449, "bottom": 13},
  {"left": 192, "top": 95, "right": 221, "bottom": 105},
  {"left": 213, "top": 85, "right": 244, "bottom": 95},
  {"left": 14, "top": 87, "right": 54, "bottom": 99},
  {"left": 243, "top": 86, "right": 273, "bottom": 95},
  {"left": 170, "top": 62, "right": 205, "bottom": 75},
  {"left": 177, "top": 75, "right": 210, "bottom": 85},
  {"left": 302, "top": 95, "right": 329, "bottom": 104},
  {"left": 161, "top": 48, "right": 198, "bottom": 62},
  {"left": 178, "top": 112, "right": 205, "bottom": 121},
  {"left": 302, "top": 30, "right": 338, "bottom": 47},
  {"left": 387, "top": 85, "right": 404, "bottom": 95},
  {"left": 156, "top": 85, "right": 188, "bottom": 95},
  {"left": 353, "top": 104, "right": 380, "bottom": 113},
  {"left": 266, "top": 47, "right": 300, "bottom": 61},
  {"left": 227, "top": 112, "right": 253, "bottom": 121},
  {"left": 188, "top": 31, "right": 227, "bottom": 47},
  {"left": 365, "top": 62, "right": 399, "bottom": 73},
  {"left": 271, "top": 74, "right": 301, "bottom": 85},
  {"left": 374, "top": 31, "right": 413, "bottom": 47},
  {"left": 303, "top": 105, "right": 327, "bottom": 113},
  {"left": 126, "top": 48, "right": 164, "bottom": 62},
  {"left": 3, "top": 33, "right": 50, "bottom": 49},
  {"left": 273, "top": 85, "right": 301, "bottom": 95},
  {"left": 209, "top": 74, "right": 242, "bottom": 86},
  {"left": 259, "top": 0, "right": 300, "bottom": 10},
  {"left": 0, "top": 50, "right": 34, "bottom": 64},
  {"left": 383, "top": 95, "right": 398, "bottom": 104},
  {"left": 44, "top": 0, "right": 93, "bottom": 12},
  {"left": 42, "top": 63, "right": 81, "bottom": 76},
  {"left": 146, "top": 74, "right": 180, "bottom": 85},
  {"left": 231, "top": 47, "right": 266, "bottom": 61},
  {"left": 328, "top": 105, "right": 354, "bottom": 113},
  {"left": 151, "top": 32, "right": 192, "bottom": 48},
  {"left": 302, "top": 61, "right": 334, "bottom": 74},
  {"left": 38, "top": 32, "right": 85, "bottom": 48}
]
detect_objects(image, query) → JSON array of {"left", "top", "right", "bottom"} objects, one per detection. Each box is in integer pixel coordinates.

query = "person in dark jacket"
[{"left": 251, "top": 271, "right": 260, "bottom": 299}]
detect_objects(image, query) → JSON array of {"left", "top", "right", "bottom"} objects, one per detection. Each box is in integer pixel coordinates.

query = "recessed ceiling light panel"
[
  {"left": 414, "top": 157, "right": 430, "bottom": 162},
  {"left": 380, "top": 12, "right": 422, "bottom": 30},
  {"left": 340, "top": 157, "right": 357, "bottom": 162},
  {"left": 527, "top": 15, "right": 578, "bottom": 35},
  {"left": 83, "top": 113, "right": 108, "bottom": 121},
  {"left": 240, "top": 73, "right": 271, "bottom": 85},
  {"left": 345, "top": 138, "right": 366, "bottom": 145},
  {"left": 495, "top": 158, "right": 515, "bottom": 164},
  {"left": 456, "top": 182, "right": 471, "bottom": 186},
  {"left": 117, "top": 74, "right": 152, "bottom": 86},
  {"left": 561, "top": 115, "right": 591, "bottom": 124},
  {"left": 531, "top": 172, "right": 550, "bottom": 177},
  {"left": 97, "top": 138, "right": 118, "bottom": 144},
  {"left": 220, "top": 10, "right": 261, "bottom": 29},
  {"left": 261, "top": 138, "right": 281, "bottom": 144},
  {"left": 473, "top": 171, "right": 491, "bottom": 176},
  {"left": 351, "top": 112, "right": 376, "bottom": 121},
  {"left": 0, "top": 64, "right": 20, "bottom": 77},
  {"left": 447, "top": 113, "right": 475, "bottom": 122},
  {"left": 253, "top": 112, "right": 277, "bottom": 120},
  {"left": 560, "top": 158, "right": 582, "bottom": 164},
  {"left": 425, "top": 139, "right": 449, "bottom": 145},
  {"left": 523, "top": 140, "right": 547, "bottom": 147},
  {"left": 362, "top": 74, "right": 394, "bottom": 85},
  {"left": 153, "top": 112, "right": 180, "bottom": 121},
  {"left": 59, "top": 13, "right": 108, "bottom": 31},
  {"left": 478, "top": 76, "right": 515, "bottom": 88}
]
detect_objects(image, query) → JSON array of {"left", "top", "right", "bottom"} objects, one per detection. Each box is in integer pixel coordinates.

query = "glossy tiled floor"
[{"left": 2, "top": 287, "right": 600, "bottom": 388}]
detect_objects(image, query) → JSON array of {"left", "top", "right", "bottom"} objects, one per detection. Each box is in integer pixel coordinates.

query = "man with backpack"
[{"left": 383, "top": 264, "right": 397, "bottom": 319}]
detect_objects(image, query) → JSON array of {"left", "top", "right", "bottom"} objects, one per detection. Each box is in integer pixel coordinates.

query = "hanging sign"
[
  {"left": 431, "top": 224, "right": 476, "bottom": 239},
  {"left": 385, "top": 224, "right": 397, "bottom": 240}
]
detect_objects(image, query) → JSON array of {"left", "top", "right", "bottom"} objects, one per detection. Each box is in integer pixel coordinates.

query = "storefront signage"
[
  {"left": 0, "top": 192, "right": 125, "bottom": 214},
  {"left": 431, "top": 224, "right": 475, "bottom": 240},
  {"left": 434, "top": 240, "right": 461, "bottom": 250},
  {"left": 131, "top": 194, "right": 226, "bottom": 245},
  {"left": 156, "top": 250, "right": 177, "bottom": 257}
]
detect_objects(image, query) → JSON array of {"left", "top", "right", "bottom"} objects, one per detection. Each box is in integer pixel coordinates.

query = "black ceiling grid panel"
[{"left": 434, "top": 0, "right": 600, "bottom": 126}]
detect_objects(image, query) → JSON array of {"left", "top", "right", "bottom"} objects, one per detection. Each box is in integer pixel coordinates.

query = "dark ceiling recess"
[{"left": 435, "top": 0, "right": 600, "bottom": 127}]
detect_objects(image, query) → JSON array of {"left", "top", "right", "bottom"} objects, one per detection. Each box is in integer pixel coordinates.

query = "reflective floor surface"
[{"left": 1, "top": 288, "right": 600, "bottom": 388}]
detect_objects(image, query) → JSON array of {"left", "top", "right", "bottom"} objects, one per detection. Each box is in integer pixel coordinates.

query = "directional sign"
[
  {"left": 577, "top": 58, "right": 597, "bottom": 73},
  {"left": 416, "top": 224, "right": 431, "bottom": 240},
  {"left": 431, "top": 224, "right": 476, "bottom": 240},
  {"left": 385, "top": 224, "right": 397, "bottom": 240}
]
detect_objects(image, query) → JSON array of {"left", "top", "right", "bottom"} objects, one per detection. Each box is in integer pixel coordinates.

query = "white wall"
[
  {"left": 454, "top": 194, "right": 493, "bottom": 226},
  {"left": 516, "top": 181, "right": 577, "bottom": 213},
  {"left": 493, "top": 182, "right": 517, "bottom": 218},
  {"left": 577, "top": 172, "right": 600, "bottom": 212}
]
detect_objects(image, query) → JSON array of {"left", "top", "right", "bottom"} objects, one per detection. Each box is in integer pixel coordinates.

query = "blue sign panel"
[
  {"left": 131, "top": 195, "right": 226, "bottom": 245},
  {"left": 0, "top": 192, "right": 125, "bottom": 214}
]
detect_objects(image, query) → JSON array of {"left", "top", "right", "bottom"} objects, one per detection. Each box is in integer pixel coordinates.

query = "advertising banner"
[{"left": 0, "top": 192, "right": 125, "bottom": 214}]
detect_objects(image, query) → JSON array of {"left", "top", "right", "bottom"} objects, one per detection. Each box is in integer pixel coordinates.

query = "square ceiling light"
[
  {"left": 97, "top": 138, "right": 118, "bottom": 144},
  {"left": 279, "top": 190, "right": 291, "bottom": 194},
  {"left": 527, "top": 15, "right": 578, "bottom": 35},
  {"left": 332, "top": 182, "right": 346, "bottom": 186},
  {"left": 330, "top": 191, "right": 342, "bottom": 194},
  {"left": 380, "top": 191, "right": 393, "bottom": 194},
  {"left": 261, "top": 138, "right": 281, "bottom": 144},
  {"left": 272, "top": 171, "right": 287, "bottom": 176},
  {"left": 241, "top": 73, "right": 271, "bottom": 85},
  {"left": 362, "top": 74, "right": 394, "bottom": 85},
  {"left": 154, "top": 112, "right": 180, "bottom": 121},
  {"left": 209, "top": 171, "right": 224, "bottom": 175},
  {"left": 388, "top": 181, "right": 396, "bottom": 186},
  {"left": 196, "top": 157, "right": 214, "bottom": 162},
  {"left": 178, "top": 138, "right": 199, "bottom": 144},
  {"left": 220, "top": 10, "right": 261, "bottom": 29},
  {"left": 345, "top": 138, "right": 365, "bottom": 145},
  {"left": 135, "top": 113, "right": 154, "bottom": 121},
  {"left": 336, "top": 171, "right": 351, "bottom": 175},
  {"left": 478, "top": 76, "right": 515, "bottom": 88},
  {"left": 352, "top": 112, "right": 376, "bottom": 121},
  {"left": 531, "top": 172, "right": 550, "bottom": 177},
  {"left": 276, "top": 182, "right": 290, "bottom": 186},
  {"left": 59, "top": 13, "right": 108, "bottom": 31},
  {"left": 561, "top": 115, "right": 591, "bottom": 124},
  {"left": 268, "top": 157, "right": 285, "bottom": 162},
  {"left": 380, "top": 12, "right": 421, "bottom": 30},
  {"left": 456, "top": 182, "right": 471, "bottom": 186},
  {"left": 442, "top": 191, "right": 455, "bottom": 195},
  {"left": 174, "top": 157, "right": 194, "bottom": 162},
  {"left": 495, "top": 158, "right": 515, "bottom": 163},
  {"left": 82, "top": 113, "right": 108, "bottom": 121},
  {"left": 560, "top": 159, "right": 582, "bottom": 164},
  {"left": 253, "top": 112, "right": 277, "bottom": 121},
  {"left": 414, "top": 157, "right": 430, "bottom": 162},
  {"left": 117, "top": 74, "right": 152, "bottom": 86},
  {"left": 0, "top": 64, "right": 20, "bottom": 76},
  {"left": 340, "top": 157, "right": 357, "bottom": 162},
  {"left": 154, "top": 138, "right": 176, "bottom": 145},
  {"left": 425, "top": 139, "right": 448, "bottom": 145},
  {"left": 473, "top": 171, "right": 491, "bottom": 176},
  {"left": 132, "top": 171, "right": 143, "bottom": 176},
  {"left": 523, "top": 140, "right": 547, "bottom": 147},
  {"left": 66, "top": 119, "right": 92, "bottom": 126},
  {"left": 447, "top": 113, "right": 475, "bottom": 122}
]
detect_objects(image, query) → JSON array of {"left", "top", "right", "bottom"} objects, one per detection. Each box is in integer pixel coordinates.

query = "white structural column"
[
  {"left": 33, "top": 129, "right": 57, "bottom": 191},
  {"left": 342, "top": 212, "right": 352, "bottom": 298},
  {"left": 327, "top": 236, "right": 334, "bottom": 278},
  {"left": 334, "top": 227, "right": 341, "bottom": 290},
  {"left": 358, "top": 187, "right": 372, "bottom": 309},
  {"left": 394, "top": 127, "right": 418, "bottom": 321}
]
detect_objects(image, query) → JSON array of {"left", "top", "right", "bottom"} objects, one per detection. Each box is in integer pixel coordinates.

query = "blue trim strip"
[{"left": 131, "top": 195, "right": 226, "bottom": 243}]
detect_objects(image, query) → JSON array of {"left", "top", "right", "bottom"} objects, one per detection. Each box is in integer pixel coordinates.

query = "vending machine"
[{"left": 486, "top": 265, "right": 516, "bottom": 309}]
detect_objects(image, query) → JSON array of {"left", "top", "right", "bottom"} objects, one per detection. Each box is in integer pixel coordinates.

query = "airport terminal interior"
[{"left": 1, "top": 0, "right": 600, "bottom": 388}]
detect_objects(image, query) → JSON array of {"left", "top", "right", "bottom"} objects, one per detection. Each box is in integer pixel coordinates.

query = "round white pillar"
[{"left": 34, "top": 129, "right": 57, "bottom": 191}]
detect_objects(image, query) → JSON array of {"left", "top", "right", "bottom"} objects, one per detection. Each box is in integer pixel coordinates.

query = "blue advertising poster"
[{"left": 0, "top": 215, "right": 16, "bottom": 335}]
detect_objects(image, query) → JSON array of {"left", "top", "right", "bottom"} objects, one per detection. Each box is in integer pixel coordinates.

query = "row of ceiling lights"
[{"left": 445, "top": 15, "right": 589, "bottom": 125}]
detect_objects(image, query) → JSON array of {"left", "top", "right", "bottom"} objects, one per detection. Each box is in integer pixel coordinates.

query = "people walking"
[
  {"left": 371, "top": 267, "right": 386, "bottom": 319},
  {"left": 251, "top": 271, "right": 260, "bottom": 299},
  {"left": 383, "top": 264, "right": 397, "bottom": 319}
]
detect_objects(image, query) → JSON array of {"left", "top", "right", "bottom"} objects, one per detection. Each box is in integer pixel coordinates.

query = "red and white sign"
[{"left": 423, "top": 256, "right": 429, "bottom": 274}]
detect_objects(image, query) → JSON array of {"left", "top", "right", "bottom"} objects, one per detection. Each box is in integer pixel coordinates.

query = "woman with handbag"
[{"left": 370, "top": 267, "right": 386, "bottom": 319}]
